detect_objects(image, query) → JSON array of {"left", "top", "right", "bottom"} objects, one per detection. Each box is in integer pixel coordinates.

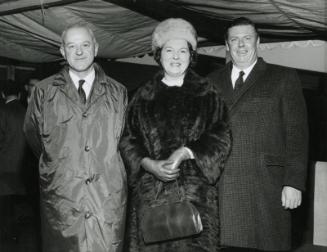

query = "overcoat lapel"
[
  {"left": 229, "top": 58, "right": 267, "bottom": 117},
  {"left": 218, "top": 62, "right": 234, "bottom": 108}
]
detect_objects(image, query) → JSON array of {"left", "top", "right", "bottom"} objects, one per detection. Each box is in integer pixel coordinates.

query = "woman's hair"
[{"left": 153, "top": 42, "right": 198, "bottom": 68}]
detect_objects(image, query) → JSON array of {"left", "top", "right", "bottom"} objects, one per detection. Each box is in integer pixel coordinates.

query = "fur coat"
[{"left": 120, "top": 70, "right": 231, "bottom": 252}]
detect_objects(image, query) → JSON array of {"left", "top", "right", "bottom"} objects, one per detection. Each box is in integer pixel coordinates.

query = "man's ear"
[
  {"left": 225, "top": 41, "right": 230, "bottom": 52},
  {"left": 60, "top": 46, "right": 66, "bottom": 59},
  {"left": 256, "top": 36, "right": 260, "bottom": 47},
  {"left": 94, "top": 42, "right": 99, "bottom": 57}
]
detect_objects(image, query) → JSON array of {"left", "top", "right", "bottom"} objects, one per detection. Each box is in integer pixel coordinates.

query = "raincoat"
[{"left": 24, "top": 63, "right": 128, "bottom": 252}]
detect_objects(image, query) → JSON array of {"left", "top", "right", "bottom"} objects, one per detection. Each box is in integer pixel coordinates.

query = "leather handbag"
[{"left": 140, "top": 181, "right": 203, "bottom": 243}]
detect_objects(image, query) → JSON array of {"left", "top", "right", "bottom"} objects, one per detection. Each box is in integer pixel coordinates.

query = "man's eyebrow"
[{"left": 65, "top": 40, "right": 91, "bottom": 45}]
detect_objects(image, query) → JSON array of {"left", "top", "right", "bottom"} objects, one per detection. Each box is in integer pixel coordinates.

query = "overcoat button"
[
  {"left": 85, "top": 146, "right": 90, "bottom": 152},
  {"left": 84, "top": 211, "right": 92, "bottom": 219}
]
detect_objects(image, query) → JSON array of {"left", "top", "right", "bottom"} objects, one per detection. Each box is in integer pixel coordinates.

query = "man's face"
[
  {"left": 226, "top": 24, "right": 259, "bottom": 69},
  {"left": 60, "top": 27, "right": 98, "bottom": 76}
]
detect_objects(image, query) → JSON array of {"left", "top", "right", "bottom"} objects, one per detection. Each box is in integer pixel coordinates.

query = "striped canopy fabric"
[{"left": 0, "top": 0, "right": 326, "bottom": 63}]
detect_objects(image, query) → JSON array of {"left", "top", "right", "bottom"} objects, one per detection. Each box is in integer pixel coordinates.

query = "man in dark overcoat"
[
  {"left": 0, "top": 80, "right": 28, "bottom": 241},
  {"left": 208, "top": 17, "right": 308, "bottom": 251}
]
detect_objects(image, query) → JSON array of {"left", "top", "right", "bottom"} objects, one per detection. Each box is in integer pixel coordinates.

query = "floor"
[
  {"left": 0, "top": 196, "right": 326, "bottom": 252},
  {"left": 292, "top": 226, "right": 327, "bottom": 252},
  {"left": 0, "top": 195, "right": 41, "bottom": 252}
]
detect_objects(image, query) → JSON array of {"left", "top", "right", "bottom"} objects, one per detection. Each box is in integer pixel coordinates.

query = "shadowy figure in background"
[{"left": 0, "top": 80, "right": 28, "bottom": 243}]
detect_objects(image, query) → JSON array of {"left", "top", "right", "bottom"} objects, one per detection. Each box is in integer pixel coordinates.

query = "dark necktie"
[
  {"left": 234, "top": 71, "right": 245, "bottom": 91},
  {"left": 78, "top": 79, "right": 86, "bottom": 104}
]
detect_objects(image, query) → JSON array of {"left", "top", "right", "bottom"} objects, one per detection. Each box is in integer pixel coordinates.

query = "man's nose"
[
  {"left": 76, "top": 46, "right": 83, "bottom": 55},
  {"left": 238, "top": 39, "right": 245, "bottom": 47}
]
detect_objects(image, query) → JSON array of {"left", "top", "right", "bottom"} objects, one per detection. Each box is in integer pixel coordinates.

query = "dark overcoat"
[
  {"left": 120, "top": 70, "right": 231, "bottom": 252},
  {"left": 24, "top": 64, "right": 128, "bottom": 252},
  {"left": 208, "top": 58, "right": 308, "bottom": 251},
  {"left": 0, "top": 100, "right": 27, "bottom": 195}
]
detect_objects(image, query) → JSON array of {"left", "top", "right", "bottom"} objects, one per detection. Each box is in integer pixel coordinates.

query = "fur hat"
[{"left": 152, "top": 18, "right": 197, "bottom": 52}]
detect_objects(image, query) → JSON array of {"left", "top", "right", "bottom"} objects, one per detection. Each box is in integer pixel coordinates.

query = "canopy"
[
  {"left": 0, "top": 0, "right": 326, "bottom": 70},
  {"left": 0, "top": 0, "right": 157, "bottom": 62}
]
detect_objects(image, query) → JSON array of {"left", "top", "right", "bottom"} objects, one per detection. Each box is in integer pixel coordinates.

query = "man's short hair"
[
  {"left": 61, "top": 22, "right": 97, "bottom": 46},
  {"left": 224, "top": 17, "right": 259, "bottom": 40},
  {"left": 3, "top": 79, "right": 21, "bottom": 96}
]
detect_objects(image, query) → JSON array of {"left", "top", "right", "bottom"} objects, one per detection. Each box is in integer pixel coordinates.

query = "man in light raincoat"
[{"left": 24, "top": 22, "right": 128, "bottom": 252}]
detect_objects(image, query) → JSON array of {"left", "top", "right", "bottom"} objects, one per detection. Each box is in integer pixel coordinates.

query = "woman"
[{"left": 120, "top": 18, "right": 231, "bottom": 252}]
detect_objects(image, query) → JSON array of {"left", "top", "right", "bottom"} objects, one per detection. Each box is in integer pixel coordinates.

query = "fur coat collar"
[{"left": 139, "top": 69, "right": 214, "bottom": 100}]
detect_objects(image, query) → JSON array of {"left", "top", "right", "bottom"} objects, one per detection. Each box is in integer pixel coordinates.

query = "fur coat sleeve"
[
  {"left": 119, "top": 92, "right": 149, "bottom": 187},
  {"left": 187, "top": 91, "right": 231, "bottom": 184}
]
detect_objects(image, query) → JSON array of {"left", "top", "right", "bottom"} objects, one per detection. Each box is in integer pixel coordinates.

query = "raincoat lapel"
[
  {"left": 52, "top": 67, "right": 82, "bottom": 107},
  {"left": 88, "top": 76, "right": 106, "bottom": 107},
  {"left": 86, "top": 64, "right": 108, "bottom": 111}
]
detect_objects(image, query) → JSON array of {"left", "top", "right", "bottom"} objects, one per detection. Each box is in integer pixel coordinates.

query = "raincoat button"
[
  {"left": 85, "top": 178, "right": 91, "bottom": 185},
  {"left": 82, "top": 112, "right": 88, "bottom": 118},
  {"left": 84, "top": 211, "right": 92, "bottom": 219},
  {"left": 85, "top": 146, "right": 90, "bottom": 152}
]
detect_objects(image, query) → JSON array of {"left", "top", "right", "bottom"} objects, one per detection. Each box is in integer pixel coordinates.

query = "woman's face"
[{"left": 160, "top": 39, "right": 191, "bottom": 78}]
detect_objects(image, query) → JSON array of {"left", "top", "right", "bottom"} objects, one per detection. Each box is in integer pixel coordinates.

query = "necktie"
[
  {"left": 234, "top": 71, "right": 245, "bottom": 91},
  {"left": 78, "top": 79, "right": 86, "bottom": 104}
]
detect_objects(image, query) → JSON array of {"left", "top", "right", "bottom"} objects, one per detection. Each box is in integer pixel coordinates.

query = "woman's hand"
[{"left": 141, "top": 157, "right": 180, "bottom": 182}]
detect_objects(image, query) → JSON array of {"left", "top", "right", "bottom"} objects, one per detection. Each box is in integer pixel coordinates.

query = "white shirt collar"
[
  {"left": 5, "top": 97, "right": 18, "bottom": 104},
  {"left": 161, "top": 76, "right": 184, "bottom": 87},
  {"left": 231, "top": 60, "right": 257, "bottom": 88},
  {"left": 69, "top": 68, "right": 95, "bottom": 99}
]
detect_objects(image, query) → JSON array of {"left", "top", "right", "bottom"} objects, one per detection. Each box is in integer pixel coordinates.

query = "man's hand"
[
  {"left": 141, "top": 157, "right": 179, "bottom": 182},
  {"left": 281, "top": 186, "right": 302, "bottom": 209}
]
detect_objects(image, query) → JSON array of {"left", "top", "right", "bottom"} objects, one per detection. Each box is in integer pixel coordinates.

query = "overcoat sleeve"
[
  {"left": 119, "top": 94, "right": 148, "bottom": 187},
  {"left": 187, "top": 92, "right": 232, "bottom": 185},
  {"left": 281, "top": 70, "right": 308, "bottom": 191},
  {"left": 23, "top": 86, "right": 43, "bottom": 158}
]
